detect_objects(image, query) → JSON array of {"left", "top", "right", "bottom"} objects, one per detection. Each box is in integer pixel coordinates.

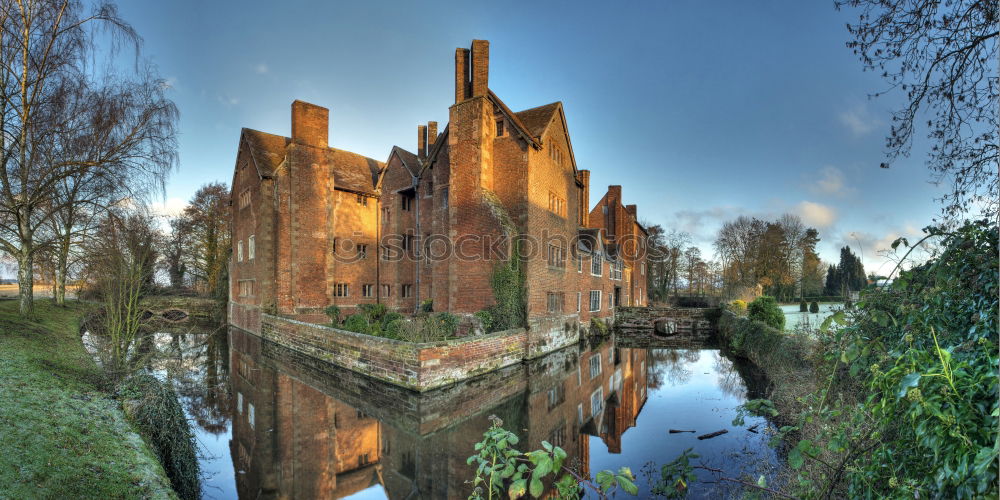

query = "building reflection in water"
[{"left": 228, "top": 327, "right": 647, "bottom": 499}]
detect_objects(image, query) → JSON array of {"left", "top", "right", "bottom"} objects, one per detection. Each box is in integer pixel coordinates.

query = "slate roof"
[
  {"left": 241, "top": 128, "right": 384, "bottom": 195},
  {"left": 514, "top": 102, "right": 560, "bottom": 139}
]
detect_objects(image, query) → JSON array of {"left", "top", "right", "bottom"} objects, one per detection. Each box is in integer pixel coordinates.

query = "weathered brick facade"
[
  {"left": 229, "top": 327, "right": 648, "bottom": 498},
  {"left": 229, "top": 39, "right": 649, "bottom": 360}
]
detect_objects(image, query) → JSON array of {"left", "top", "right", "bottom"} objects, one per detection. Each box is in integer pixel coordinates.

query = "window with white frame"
[
  {"left": 576, "top": 254, "right": 582, "bottom": 273},
  {"left": 237, "top": 392, "right": 243, "bottom": 414},
  {"left": 401, "top": 284, "right": 412, "bottom": 298},
  {"left": 362, "top": 284, "right": 374, "bottom": 297},
  {"left": 611, "top": 260, "right": 622, "bottom": 280},
  {"left": 248, "top": 403, "right": 255, "bottom": 429},
  {"left": 589, "top": 290, "right": 602, "bottom": 312},
  {"left": 590, "top": 387, "right": 604, "bottom": 416},
  {"left": 576, "top": 292, "right": 581, "bottom": 313},
  {"left": 237, "top": 241, "right": 244, "bottom": 262},
  {"left": 589, "top": 354, "right": 602, "bottom": 379},
  {"left": 334, "top": 283, "right": 349, "bottom": 297},
  {"left": 591, "top": 253, "right": 603, "bottom": 276},
  {"left": 248, "top": 235, "right": 255, "bottom": 260}
]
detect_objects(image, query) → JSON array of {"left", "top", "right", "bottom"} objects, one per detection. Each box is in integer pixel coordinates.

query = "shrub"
[
  {"left": 117, "top": 374, "right": 200, "bottom": 500},
  {"left": 730, "top": 300, "right": 747, "bottom": 316},
  {"left": 357, "top": 303, "right": 387, "bottom": 322},
  {"left": 799, "top": 300, "right": 808, "bottom": 312},
  {"left": 809, "top": 301, "right": 819, "bottom": 313},
  {"left": 324, "top": 305, "right": 341, "bottom": 325},
  {"left": 590, "top": 317, "right": 609, "bottom": 335},
  {"left": 474, "top": 309, "right": 494, "bottom": 333},
  {"left": 341, "top": 313, "right": 371, "bottom": 334},
  {"left": 747, "top": 295, "right": 785, "bottom": 330},
  {"left": 420, "top": 299, "right": 434, "bottom": 313},
  {"left": 431, "top": 312, "right": 459, "bottom": 336}
]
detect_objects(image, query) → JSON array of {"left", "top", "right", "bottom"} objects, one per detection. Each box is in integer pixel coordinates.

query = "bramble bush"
[{"left": 734, "top": 220, "right": 998, "bottom": 498}]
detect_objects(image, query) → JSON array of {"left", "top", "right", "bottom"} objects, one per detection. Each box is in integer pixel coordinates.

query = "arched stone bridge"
[{"left": 613, "top": 306, "right": 720, "bottom": 348}]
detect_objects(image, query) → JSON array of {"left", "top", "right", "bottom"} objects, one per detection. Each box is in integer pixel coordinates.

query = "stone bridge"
[{"left": 613, "top": 306, "right": 720, "bottom": 348}]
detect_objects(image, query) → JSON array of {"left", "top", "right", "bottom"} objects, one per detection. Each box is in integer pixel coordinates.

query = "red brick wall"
[{"left": 260, "top": 313, "right": 527, "bottom": 391}]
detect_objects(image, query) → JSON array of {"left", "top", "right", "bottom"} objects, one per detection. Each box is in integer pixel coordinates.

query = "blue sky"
[{"left": 117, "top": 0, "right": 948, "bottom": 276}]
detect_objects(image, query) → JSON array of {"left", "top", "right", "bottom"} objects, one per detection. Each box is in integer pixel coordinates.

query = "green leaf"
[
  {"left": 617, "top": 475, "right": 639, "bottom": 495},
  {"left": 595, "top": 470, "right": 614, "bottom": 490},
  {"left": 897, "top": 372, "right": 921, "bottom": 398},
  {"left": 541, "top": 440, "right": 553, "bottom": 452},
  {"left": 529, "top": 477, "right": 543, "bottom": 498},
  {"left": 533, "top": 456, "right": 553, "bottom": 478},
  {"left": 756, "top": 475, "right": 767, "bottom": 488},
  {"left": 788, "top": 447, "right": 804, "bottom": 469},
  {"left": 508, "top": 479, "right": 527, "bottom": 499}
]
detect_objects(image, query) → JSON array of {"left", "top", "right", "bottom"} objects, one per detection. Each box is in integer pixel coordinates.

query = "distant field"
[{"left": 0, "top": 284, "right": 79, "bottom": 299}]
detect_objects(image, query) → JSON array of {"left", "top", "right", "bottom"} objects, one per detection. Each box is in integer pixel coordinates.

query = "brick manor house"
[{"left": 229, "top": 40, "right": 648, "bottom": 339}]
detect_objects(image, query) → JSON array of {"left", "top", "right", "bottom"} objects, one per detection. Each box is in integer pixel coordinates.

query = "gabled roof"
[
  {"left": 389, "top": 146, "right": 421, "bottom": 177},
  {"left": 241, "top": 128, "right": 290, "bottom": 178},
  {"left": 487, "top": 90, "right": 542, "bottom": 149},
  {"left": 514, "top": 102, "right": 560, "bottom": 138},
  {"left": 240, "top": 128, "right": 384, "bottom": 195}
]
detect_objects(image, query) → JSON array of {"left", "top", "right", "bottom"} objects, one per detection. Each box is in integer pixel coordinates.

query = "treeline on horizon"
[{"left": 643, "top": 213, "right": 868, "bottom": 303}]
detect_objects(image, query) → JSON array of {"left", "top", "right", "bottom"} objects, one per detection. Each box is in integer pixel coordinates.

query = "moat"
[{"left": 147, "top": 326, "right": 780, "bottom": 499}]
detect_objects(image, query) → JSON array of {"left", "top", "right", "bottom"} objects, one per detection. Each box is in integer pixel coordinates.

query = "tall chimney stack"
[
  {"left": 455, "top": 48, "right": 470, "bottom": 103},
  {"left": 470, "top": 40, "right": 489, "bottom": 97},
  {"left": 427, "top": 121, "right": 438, "bottom": 149},
  {"left": 291, "top": 100, "right": 329, "bottom": 147},
  {"left": 418, "top": 124, "right": 427, "bottom": 158}
]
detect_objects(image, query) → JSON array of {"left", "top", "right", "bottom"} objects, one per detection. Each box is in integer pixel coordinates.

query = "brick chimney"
[
  {"left": 418, "top": 124, "right": 427, "bottom": 158},
  {"left": 427, "top": 121, "right": 438, "bottom": 149},
  {"left": 455, "top": 48, "right": 470, "bottom": 103},
  {"left": 291, "top": 100, "right": 328, "bottom": 147},
  {"left": 579, "top": 170, "right": 591, "bottom": 226},
  {"left": 608, "top": 185, "right": 622, "bottom": 204},
  {"left": 625, "top": 204, "right": 637, "bottom": 217},
  {"left": 470, "top": 40, "right": 489, "bottom": 97}
]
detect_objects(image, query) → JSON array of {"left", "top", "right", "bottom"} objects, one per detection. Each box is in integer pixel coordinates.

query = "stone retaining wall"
[{"left": 258, "top": 313, "right": 527, "bottom": 392}]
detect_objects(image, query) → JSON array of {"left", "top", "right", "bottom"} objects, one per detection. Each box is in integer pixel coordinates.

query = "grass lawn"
[{"left": 0, "top": 299, "right": 175, "bottom": 499}]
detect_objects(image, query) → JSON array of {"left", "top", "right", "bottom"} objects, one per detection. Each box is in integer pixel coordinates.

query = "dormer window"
[{"left": 496, "top": 119, "right": 505, "bottom": 137}]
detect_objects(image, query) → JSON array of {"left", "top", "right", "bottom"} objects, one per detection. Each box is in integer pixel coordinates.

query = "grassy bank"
[
  {"left": 718, "top": 309, "right": 820, "bottom": 424},
  {"left": 0, "top": 299, "right": 176, "bottom": 499}
]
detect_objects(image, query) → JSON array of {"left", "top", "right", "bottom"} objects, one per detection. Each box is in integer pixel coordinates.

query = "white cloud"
[
  {"left": 796, "top": 201, "right": 837, "bottom": 228},
  {"left": 838, "top": 104, "right": 879, "bottom": 136},
  {"left": 809, "top": 165, "right": 852, "bottom": 197},
  {"left": 254, "top": 62, "right": 269, "bottom": 74},
  {"left": 150, "top": 197, "right": 187, "bottom": 218}
]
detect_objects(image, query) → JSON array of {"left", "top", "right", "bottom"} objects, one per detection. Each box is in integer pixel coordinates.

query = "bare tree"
[
  {"left": 837, "top": 0, "right": 998, "bottom": 218},
  {"left": 81, "top": 206, "right": 161, "bottom": 383},
  {"left": 0, "top": 0, "right": 177, "bottom": 316}
]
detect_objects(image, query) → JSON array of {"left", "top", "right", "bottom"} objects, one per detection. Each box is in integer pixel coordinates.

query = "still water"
[{"left": 149, "top": 327, "right": 780, "bottom": 499}]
